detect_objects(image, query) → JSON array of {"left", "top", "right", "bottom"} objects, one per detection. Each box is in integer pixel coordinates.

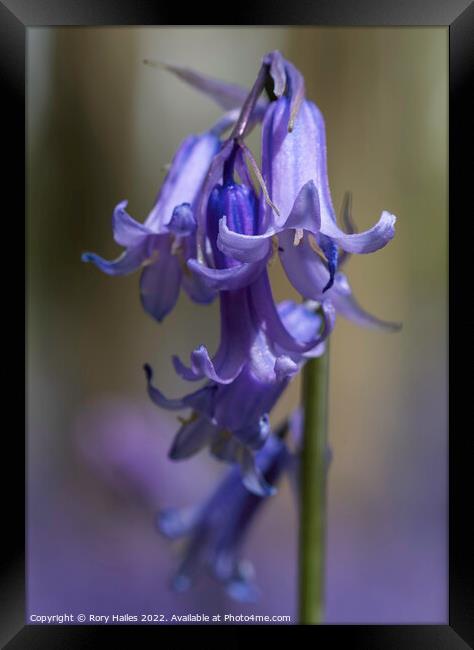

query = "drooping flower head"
[
  {"left": 157, "top": 430, "right": 291, "bottom": 602},
  {"left": 81, "top": 120, "right": 225, "bottom": 322},
  {"left": 145, "top": 298, "right": 330, "bottom": 497},
  {"left": 167, "top": 51, "right": 400, "bottom": 331}
]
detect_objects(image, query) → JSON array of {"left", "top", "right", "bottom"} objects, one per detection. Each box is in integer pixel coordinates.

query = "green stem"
[{"left": 298, "top": 346, "right": 330, "bottom": 624}]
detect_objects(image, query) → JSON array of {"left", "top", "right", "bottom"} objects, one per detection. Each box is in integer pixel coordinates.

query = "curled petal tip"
[
  {"left": 321, "top": 209, "right": 396, "bottom": 254},
  {"left": 386, "top": 320, "right": 403, "bottom": 333},
  {"left": 172, "top": 354, "right": 202, "bottom": 382},
  {"left": 190, "top": 346, "right": 243, "bottom": 385},
  {"left": 168, "top": 203, "right": 196, "bottom": 236}
]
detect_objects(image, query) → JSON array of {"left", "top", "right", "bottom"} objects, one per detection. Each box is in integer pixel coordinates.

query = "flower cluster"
[{"left": 83, "top": 51, "right": 398, "bottom": 599}]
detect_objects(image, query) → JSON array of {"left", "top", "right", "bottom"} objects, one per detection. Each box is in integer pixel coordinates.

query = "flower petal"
[
  {"left": 249, "top": 272, "right": 327, "bottom": 353},
  {"left": 139, "top": 239, "right": 182, "bottom": 322},
  {"left": 320, "top": 210, "right": 397, "bottom": 254},
  {"left": 173, "top": 289, "right": 252, "bottom": 384},
  {"left": 81, "top": 242, "right": 148, "bottom": 276},
  {"left": 161, "top": 62, "right": 255, "bottom": 110},
  {"left": 278, "top": 230, "right": 330, "bottom": 300},
  {"left": 210, "top": 431, "right": 242, "bottom": 463},
  {"left": 274, "top": 356, "right": 299, "bottom": 381},
  {"left": 284, "top": 180, "right": 321, "bottom": 233},
  {"left": 318, "top": 233, "right": 338, "bottom": 292},
  {"left": 239, "top": 447, "right": 277, "bottom": 497},
  {"left": 277, "top": 300, "right": 322, "bottom": 344},
  {"left": 146, "top": 132, "right": 221, "bottom": 232},
  {"left": 112, "top": 200, "right": 150, "bottom": 246},
  {"left": 173, "top": 344, "right": 245, "bottom": 385},
  {"left": 263, "top": 51, "right": 305, "bottom": 131},
  {"left": 234, "top": 414, "right": 271, "bottom": 450},
  {"left": 144, "top": 363, "right": 186, "bottom": 410},
  {"left": 187, "top": 258, "right": 266, "bottom": 292},
  {"left": 180, "top": 235, "right": 216, "bottom": 304},
  {"left": 167, "top": 203, "right": 196, "bottom": 236},
  {"left": 263, "top": 50, "right": 286, "bottom": 97},
  {"left": 144, "top": 363, "right": 216, "bottom": 415},
  {"left": 217, "top": 217, "right": 274, "bottom": 263},
  {"left": 169, "top": 414, "right": 218, "bottom": 460},
  {"left": 181, "top": 270, "right": 216, "bottom": 304},
  {"left": 191, "top": 344, "right": 245, "bottom": 385}
]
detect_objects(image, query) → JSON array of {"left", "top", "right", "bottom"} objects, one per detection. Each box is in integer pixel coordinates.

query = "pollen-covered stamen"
[
  {"left": 293, "top": 229, "right": 304, "bottom": 246},
  {"left": 239, "top": 141, "right": 280, "bottom": 218},
  {"left": 307, "top": 233, "right": 328, "bottom": 261},
  {"left": 174, "top": 247, "right": 192, "bottom": 277},
  {"left": 285, "top": 60, "right": 305, "bottom": 133},
  {"left": 143, "top": 248, "right": 160, "bottom": 267}
]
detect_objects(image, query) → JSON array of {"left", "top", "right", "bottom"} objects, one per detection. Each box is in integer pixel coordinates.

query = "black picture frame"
[{"left": 5, "top": 1, "right": 473, "bottom": 647}]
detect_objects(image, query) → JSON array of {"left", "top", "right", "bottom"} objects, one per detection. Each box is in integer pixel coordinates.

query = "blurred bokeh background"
[{"left": 27, "top": 27, "right": 447, "bottom": 623}]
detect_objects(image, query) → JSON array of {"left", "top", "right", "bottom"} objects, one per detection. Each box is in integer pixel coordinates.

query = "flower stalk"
[{"left": 299, "top": 345, "right": 330, "bottom": 624}]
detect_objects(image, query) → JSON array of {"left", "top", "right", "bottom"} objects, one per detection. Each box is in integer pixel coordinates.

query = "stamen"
[
  {"left": 239, "top": 141, "right": 280, "bottom": 218},
  {"left": 235, "top": 147, "right": 258, "bottom": 194},
  {"left": 143, "top": 249, "right": 160, "bottom": 267},
  {"left": 293, "top": 229, "right": 304, "bottom": 246},
  {"left": 307, "top": 233, "right": 328, "bottom": 262},
  {"left": 171, "top": 238, "right": 182, "bottom": 256},
  {"left": 172, "top": 242, "right": 192, "bottom": 277},
  {"left": 285, "top": 61, "right": 305, "bottom": 132}
]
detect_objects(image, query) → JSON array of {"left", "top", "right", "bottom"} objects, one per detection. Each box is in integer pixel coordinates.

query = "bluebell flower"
[
  {"left": 82, "top": 125, "right": 224, "bottom": 322},
  {"left": 157, "top": 432, "right": 291, "bottom": 602},
  {"left": 168, "top": 51, "right": 399, "bottom": 330},
  {"left": 145, "top": 298, "right": 331, "bottom": 497},
  {"left": 171, "top": 129, "right": 335, "bottom": 384}
]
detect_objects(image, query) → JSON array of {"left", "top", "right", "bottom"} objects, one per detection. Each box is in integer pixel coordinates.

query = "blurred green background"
[{"left": 27, "top": 27, "right": 447, "bottom": 622}]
